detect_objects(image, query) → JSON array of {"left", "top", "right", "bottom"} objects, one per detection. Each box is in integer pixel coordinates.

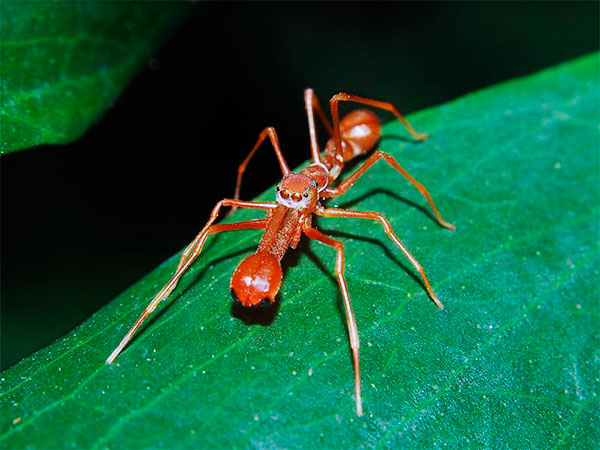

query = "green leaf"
[
  {"left": 0, "top": 1, "right": 186, "bottom": 155},
  {"left": 1, "top": 53, "right": 598, "bottom": 449}
]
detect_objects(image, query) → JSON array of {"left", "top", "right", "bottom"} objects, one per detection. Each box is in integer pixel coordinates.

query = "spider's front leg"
[
  {"left": 106, "top": 199, "right": 276, "bottom": 364},
  {"left": 231, "top": 127, "right": 289, "bottom": 213}
]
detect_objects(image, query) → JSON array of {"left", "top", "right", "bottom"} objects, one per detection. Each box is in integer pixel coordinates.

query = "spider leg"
[
  {"left": 315, "top": 206, "right": 444, "bottom": 309},
  {"left": 232, "top": 127, "right": 289, "bottom": 213},
  {"left": 329, "top": 93, "right": 429, "bottom": 155},
  {"left": 304, "top": 225, "right": 363, "bottom": 417},
  {"left": 322, "top": 150, "right": 456, "bottom": 231},
  {"left": 180, "top": 198, "right": 275, "bottom": 271},
  {"left": 106, "top": 199, "right": 275, "bottom": 364},
  {"left": 304, "top": 88, "right": 333, "bottom": 164}
]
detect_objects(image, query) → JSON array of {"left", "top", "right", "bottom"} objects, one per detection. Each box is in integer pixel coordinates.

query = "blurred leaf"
[
  {"left": 0, "top": 1, "right": 186, "bottom": 155},
  {"left": 1, "top": 53, "right": 598, "bottom": 448}
]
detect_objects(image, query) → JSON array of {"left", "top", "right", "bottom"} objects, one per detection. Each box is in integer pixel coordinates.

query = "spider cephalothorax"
[{"left": 276, "top": 173, "right": 318, "bottom": 210}]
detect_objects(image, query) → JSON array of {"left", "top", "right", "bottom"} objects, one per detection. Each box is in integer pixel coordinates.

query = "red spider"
[{"left": 106, "top": 89, "right": 455, "bottom": 416}]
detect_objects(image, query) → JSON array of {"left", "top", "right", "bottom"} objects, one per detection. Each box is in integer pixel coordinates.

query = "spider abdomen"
[{"left": 325, "top": 109, "right": 381, "bottom": 160}]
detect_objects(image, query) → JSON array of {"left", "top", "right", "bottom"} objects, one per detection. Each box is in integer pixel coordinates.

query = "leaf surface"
[
  {"left": 0, "top": 1, "right": 185, "bottom": 154},
  {"left": 1, "top": 53, "right": 598, "bottom": 449}
]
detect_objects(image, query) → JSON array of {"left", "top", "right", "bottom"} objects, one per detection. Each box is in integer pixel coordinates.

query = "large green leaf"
[
  {"left": 1, "top": 53, "right": 598, "bottom": 449},
  {"left": 0, "top": 1, "right": 185, "bottom": 155}
]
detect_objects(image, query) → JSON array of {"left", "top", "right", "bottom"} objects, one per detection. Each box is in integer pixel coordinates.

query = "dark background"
[{"left": 2, "top": 2, "right": 598, "bottom": 369}]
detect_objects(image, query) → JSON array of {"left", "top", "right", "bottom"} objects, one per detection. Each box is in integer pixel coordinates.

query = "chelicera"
[{"left": 106, "top": 89, "right": 455, "bottom": 416}]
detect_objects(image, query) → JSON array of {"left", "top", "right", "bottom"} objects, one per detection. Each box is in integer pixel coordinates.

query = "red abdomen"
[{"left": 325, "top": 109, "right": 381, "bottom": 161}]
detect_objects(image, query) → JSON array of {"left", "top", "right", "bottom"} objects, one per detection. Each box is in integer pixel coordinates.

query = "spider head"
[{"left": 276, "top": 173, "right": 318, "bottom": 210}]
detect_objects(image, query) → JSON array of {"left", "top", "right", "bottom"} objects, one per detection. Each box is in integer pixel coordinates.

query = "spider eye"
[
  {"left": 276, "top": 186, "right": 280, "bottom": 191},
  {"left": 303, "top": 192, "right": 309, "bottom": 198}
]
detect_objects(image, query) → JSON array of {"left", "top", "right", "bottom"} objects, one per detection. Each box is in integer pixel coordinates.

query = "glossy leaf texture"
[
  {"left": 0, "top": 1, "right": 185, "bottom": 154},
  {"left": 1, "top": 54, "right": 598, "bottom": 449}
]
